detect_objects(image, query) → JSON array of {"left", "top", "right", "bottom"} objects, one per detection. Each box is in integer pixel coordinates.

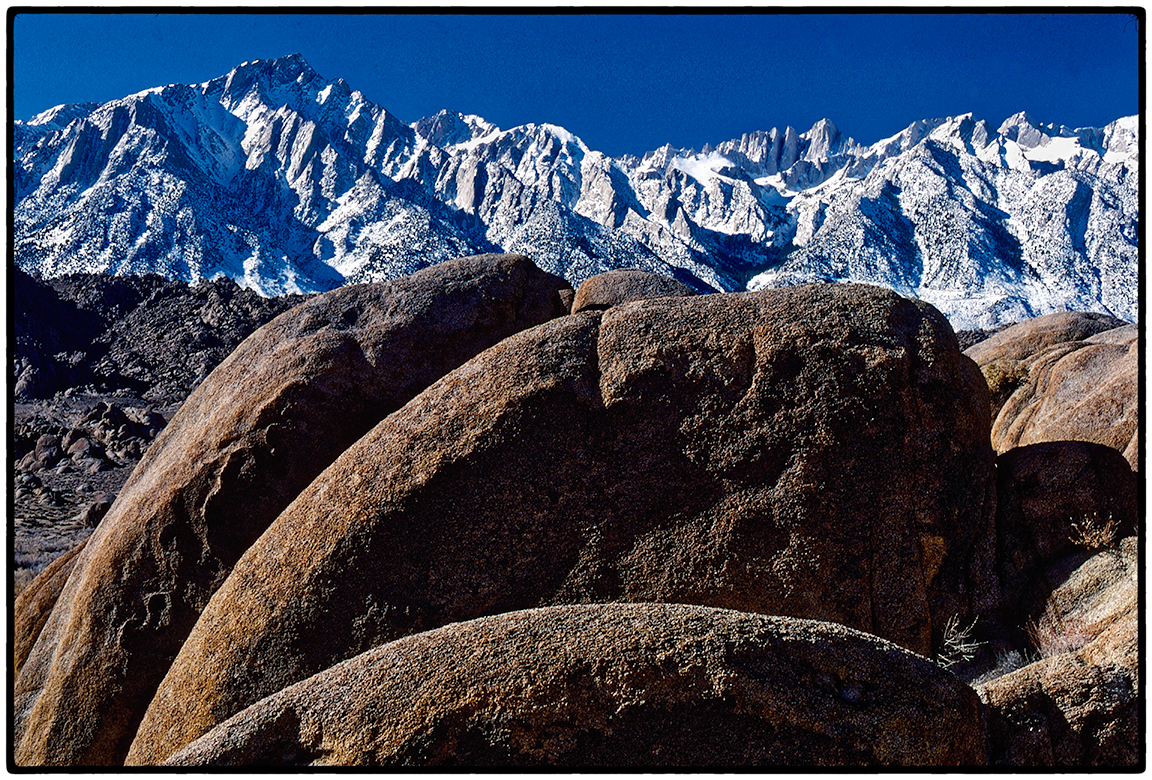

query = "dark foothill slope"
[
  {"left": 13, "top": 269, "right": 103, "bottom": 398},
  {"left": 13, "top": 254, "right": 571, "bottom": 767},
  {"left": 13, "top": 268, "right": 308, "bottom": 403},
  {"left": 129, "top": 282, "right": 995, "bottom": 763}
]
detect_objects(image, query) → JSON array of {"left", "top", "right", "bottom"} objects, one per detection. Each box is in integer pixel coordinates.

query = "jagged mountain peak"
[
  {"left": 12, "top": 55, "right": 1137, "bottom": 328},
  {"left": 996, "top": 110, "right": 1087, "bottom": 149},
  {"left": 519, "top": 121, "right": 588, "bottom": 148},
  {"left": 231, "top": 52, "right": 319, "bottom": 82},
  {"left": 200, "top": 53, "right": 332, "bottom": 116},
  {"left": 998, "top": 110, "right": 1039, "bottom": 132},
  {"left": 412, "top": 110, "right": 500, "bottom": 148},
  {"left": 868, "top": 116, "right": 953, "bottom": 159},
  {"left": 186, "top": 52, "right": 405, "bottom": 146},
  {"left": 1108, "top": 114, "right": 1138, "bottom": 133},
  {"left": 15, "top": 101, "right": 104, "bottom": 157},
  {"left": 924, "top": 113, "right": 995, "bottom": 150},
  {"left": 799, "top": 117, "right": 858, "bottom": 159},
  {"left": 804, "top": 117, "right": 838, "bottom": 133},
  {"left": 1103, "top": 115, "right": 1139, "bottom": 157},
  {"left": 431, "top": 118, "right": 589, "bottom": 163},
  {"left": 644, "top": 142, "right": 688, "bottom": 160},
  {"left": 22, "top": 101, "right": 102, "bottom": 129}
]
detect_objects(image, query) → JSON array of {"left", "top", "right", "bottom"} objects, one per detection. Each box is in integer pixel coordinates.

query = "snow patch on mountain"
[{"left": 13, "top": 54, "right": 1138, "bottom": 329}]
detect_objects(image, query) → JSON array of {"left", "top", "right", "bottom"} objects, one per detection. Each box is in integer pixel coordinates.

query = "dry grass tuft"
[
  {"left": 1025, "top": 613, "right": 1098, "bottom": 659},
  {"left": 937, "top": 614, "right": 984, "bottom": 668},
  {"left": 1068, "top": 511, "right": 1118, "bottom": 551}
]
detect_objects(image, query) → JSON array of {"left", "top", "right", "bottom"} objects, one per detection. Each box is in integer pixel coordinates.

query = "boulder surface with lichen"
[
  {"left": 14, "top": 254, "right": 571, "bottom": 767},
  {"left": 127, "top": 282, "right": 995, "bottom": 764},
  {"left": 162, "top": 604, "right": 989, "bottom": 767}
]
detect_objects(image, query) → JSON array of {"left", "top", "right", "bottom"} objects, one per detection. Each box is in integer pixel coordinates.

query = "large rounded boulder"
[
  {"left": 128, "top": 283, "right": 996, "bottom": 763},
  {"left": 570, "top": 268, "right": 697, "bottom": 313},
  {"left": 964, "top": 311, "right": 1128, "bottom": 366},
  {"left": 965, "top": 315, "right": 1137, "bottom": 469},
  {"left": 162, "top": 604, "right": 988, "bottom": 767},
  {"left": 13, "top": 254, "right": 570, "bottom": 766},
  {"left": 991, "top": 440, "right": 1138, "bottom": 626}
]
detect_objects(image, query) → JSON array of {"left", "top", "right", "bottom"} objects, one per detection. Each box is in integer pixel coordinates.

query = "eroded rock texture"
[
  {"left": 162, "top": 604, "right": 988, "bottom": 767},
  {"left": 13, "top": 254, "right": 570, "bottom": 766},
  {"left": 128, "top": 283, "right": 995, "bottom": 763},
  {"left": 965, "top": 313, "right": 1137, "bottom": 469}
]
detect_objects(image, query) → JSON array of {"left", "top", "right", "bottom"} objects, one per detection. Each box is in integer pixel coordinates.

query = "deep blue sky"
[{"left": 10, "top": 10, "right": 1142, "bottom": 158}]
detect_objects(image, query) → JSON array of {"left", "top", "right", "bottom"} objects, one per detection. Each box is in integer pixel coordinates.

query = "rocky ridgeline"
[
  {"left": 14, "top": 268, "right": 309, "bottom": 403},
  {"left": 12, "top": 256, "right": 1140, "bottom": 768}
]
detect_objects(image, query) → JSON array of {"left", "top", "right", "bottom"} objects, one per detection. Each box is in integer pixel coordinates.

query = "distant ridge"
[{"left": 14, "top": 54, "right": 1138, "bottom": 329}]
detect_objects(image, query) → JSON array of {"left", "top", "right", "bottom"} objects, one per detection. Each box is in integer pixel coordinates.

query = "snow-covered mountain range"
[{"left": 14, "top": 53, "right": 1138, "bottom": 329}]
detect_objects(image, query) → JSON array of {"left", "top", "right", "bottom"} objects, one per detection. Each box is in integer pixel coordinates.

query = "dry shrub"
[
  {"left": 937, "top": 614, "right": 983, "bottom": 668},
  {"left": 1025, "top": 612, "right": 1100, "bottom": 659},
  {"left": 980, "top": 359, "right": 1030, "bottom": 417},
  {"left": 1068, "top": 511, "right": 1118, "bottom": 551},
  {"left": 970, "top": 649, "right": 1036, "bottom": 686}
]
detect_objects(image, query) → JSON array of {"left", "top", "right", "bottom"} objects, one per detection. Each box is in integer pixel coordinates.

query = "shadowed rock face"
[
  {"left": 13, "top": 254, "right": 571, "bottom": 767},
  {"left": 128, "top": 283, "right": 995, "bottom": 764},
  {"left": 992, "top": 441, "right": 1138, "bottom": 626},
  {"left": 978, "top": 538, "right": 1138, "bottom": 767},
  {"left": 965, "top": 314, "right": 1137, "bottom": 470},
  {"left": 161, "top": 604, "right": 988, "bottom": 767},
  {"left": 570, "top": 268, "right": 697, "bottom": 313}
]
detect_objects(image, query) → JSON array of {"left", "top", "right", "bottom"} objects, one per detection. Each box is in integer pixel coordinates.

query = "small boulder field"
[{"left": 12, "top": 255, "right": 1140, "bottom": 767}]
